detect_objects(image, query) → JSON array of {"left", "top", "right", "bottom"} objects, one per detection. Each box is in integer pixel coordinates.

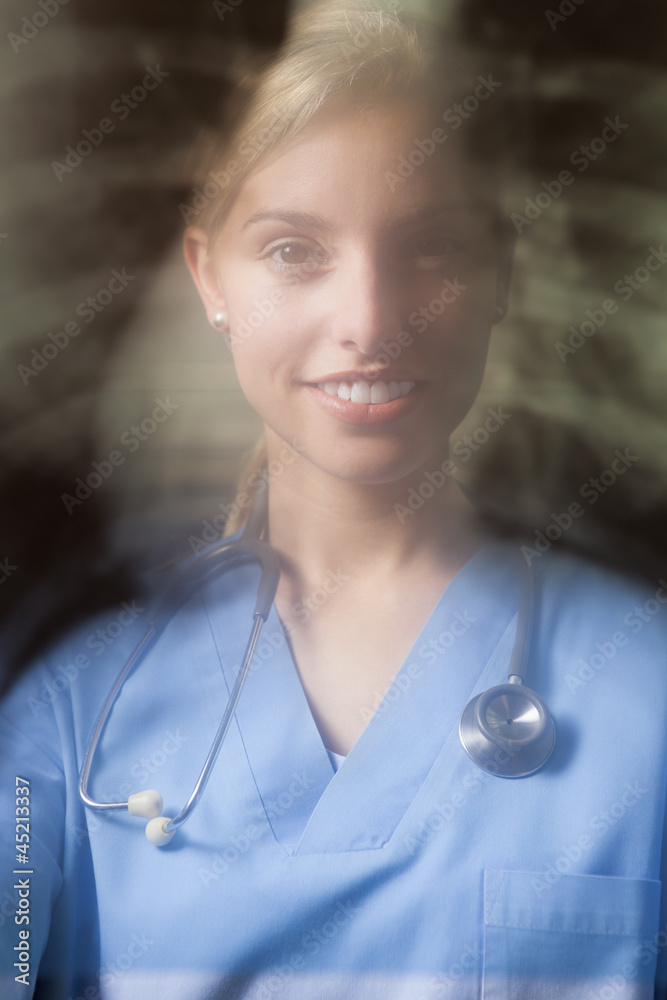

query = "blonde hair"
[
  {"left": 222, "top": 437, "right": 268, "bottom": 537},
  {"left": 192, "top": 1, "right": 504, "bottom": 535},
  {"left": 194, "top": 3, "right": 442, "bottom": 236}
]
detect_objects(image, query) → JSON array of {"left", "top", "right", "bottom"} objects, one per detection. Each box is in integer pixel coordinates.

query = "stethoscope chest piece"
[{"left": 459, "top": 682, "right": 556, "bottom": 778}]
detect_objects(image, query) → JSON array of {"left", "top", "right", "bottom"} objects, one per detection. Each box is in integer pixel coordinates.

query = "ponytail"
[{"left": 223, "top": 435, "right": 268, "bottom": 538}]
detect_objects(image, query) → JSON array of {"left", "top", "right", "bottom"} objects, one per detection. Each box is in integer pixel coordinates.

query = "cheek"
[
  {"left": 228, "top": 315, "right": 298, "bottom": 422},
  {"left": 230, "top": 340, "right": 273, "bottom": 401},
  {"left": 227, "top": 283, "right": 316, "bottom": 376},
  {"left": 428, "top": 286, "right": 495, "bottom": 363},
  {"left": 424, "top": 289, "right": 495, "bottom": 417},
  {"left": 225, "top": 286, "right": 292, "bottom": 377}
]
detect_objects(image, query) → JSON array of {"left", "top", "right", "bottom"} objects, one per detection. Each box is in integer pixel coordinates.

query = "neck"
[{"left": 264, "top": 436, "right": 487, "bottom": 595}]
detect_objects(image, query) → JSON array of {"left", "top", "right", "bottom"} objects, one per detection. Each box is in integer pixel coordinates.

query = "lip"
[
  {"left": 305, "top": 382, "right": 422, "bottom": 426},
  {"left": 307, "top": 369, "right": 422, "bottom": 383}
]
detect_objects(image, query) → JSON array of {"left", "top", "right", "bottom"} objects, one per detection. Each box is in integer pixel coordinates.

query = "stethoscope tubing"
[
  {"left": 508, "top": 556, "right": 533, "bottom": 684},
  {"left": 78, "top": 484, "right": 555, "bottom": 842},
  {"left": 165, "top": 612, "right": 265, "bottom": 835},
  {"left": 79, "top": 622, "right": 160, "bottom": 811},
  {"left": 79, "top": 490, "right": 280, "bottom": 831}
]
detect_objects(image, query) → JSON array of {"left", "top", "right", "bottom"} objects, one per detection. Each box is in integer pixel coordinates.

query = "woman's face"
[{"left": 186, "top": 101, "right": 511, "bottom": 485}]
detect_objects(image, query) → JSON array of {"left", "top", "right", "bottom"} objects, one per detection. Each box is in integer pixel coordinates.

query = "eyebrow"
[
  {"left": 393, "top": 201, "right": 498, "bottom": 229},
  {"left": 240, "top": 201, "right": 496, "bottom": 234},
  {"left": 241, "top": 209, "right": 334, "bottom": 233}
]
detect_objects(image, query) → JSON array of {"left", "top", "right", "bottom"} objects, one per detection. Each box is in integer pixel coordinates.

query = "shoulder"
[
  {"left": 0, "top": 527, "right": 249, "bottom": 729},
  {"left": 530, "top": 544, "right": 667, "bottom": 652},
  {"left": 520, "top": 544, "right": 667, "bottom": 720}
]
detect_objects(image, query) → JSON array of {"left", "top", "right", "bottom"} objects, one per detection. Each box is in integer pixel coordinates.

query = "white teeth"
[
  {"left": 316, "top": 379, "right": 416, "bottom": 404},
  {"left": 370, "top": 382, "right": 389, "bottom": 404},
  {"left": 351, "top": 381, "right": 371, "bottom": 404}
]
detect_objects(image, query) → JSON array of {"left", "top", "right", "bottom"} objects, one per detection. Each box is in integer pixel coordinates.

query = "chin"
[{"left": 297, "top": 437, "right": 448, "bottom": 488}]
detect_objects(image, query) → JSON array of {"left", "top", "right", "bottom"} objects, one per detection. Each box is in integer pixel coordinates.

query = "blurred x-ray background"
[{"left": 1, "top": 0, "right": 666, "bottom": 688}]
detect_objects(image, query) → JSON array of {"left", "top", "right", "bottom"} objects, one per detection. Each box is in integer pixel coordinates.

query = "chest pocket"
[{"left": 482, "top": 870, "right": 661, "bottom": 1000}]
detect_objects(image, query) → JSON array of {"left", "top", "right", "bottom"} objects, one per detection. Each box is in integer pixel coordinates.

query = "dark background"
[{"left": 1, "top": 0, "right": 666, "bottom": 690}]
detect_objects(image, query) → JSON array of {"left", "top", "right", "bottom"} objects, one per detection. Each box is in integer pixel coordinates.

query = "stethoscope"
[{"left": 79, "top": 484, "right": 556, "bottom": 847}]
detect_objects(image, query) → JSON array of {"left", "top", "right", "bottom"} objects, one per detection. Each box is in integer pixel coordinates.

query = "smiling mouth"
[{"left": 315, "top": 379, "right": 416, "bottom": 404}]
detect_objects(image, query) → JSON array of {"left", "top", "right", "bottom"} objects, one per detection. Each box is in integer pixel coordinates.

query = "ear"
[{"left": 183, "top": 226, "right": 226, "bottom": 325}]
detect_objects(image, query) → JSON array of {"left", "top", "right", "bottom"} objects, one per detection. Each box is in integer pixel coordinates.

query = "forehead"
[{"left": 221, "top": 102, "right": 492, "bottom": 236}]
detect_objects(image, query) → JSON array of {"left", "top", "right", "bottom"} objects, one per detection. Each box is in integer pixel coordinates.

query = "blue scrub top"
[{"left": 1, "top": 538, "right": 667, "bottom": 999}]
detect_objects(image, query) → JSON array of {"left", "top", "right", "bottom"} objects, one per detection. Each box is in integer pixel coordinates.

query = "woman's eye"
[
  {"left": 414, "top": 235, "right": 460, "bottom": 258},
  {"left": 407, "top": 234, "right": 464, "bottom": 272},
  {"left": 274, "top": 243, "right": 309, "bottom": 264},
  {"left": 263, "top": 241, "right": 327, "bottom": 273}
]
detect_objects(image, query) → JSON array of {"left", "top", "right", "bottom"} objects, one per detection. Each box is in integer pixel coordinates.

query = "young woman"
[{"left": 1, "top": 4, "right": 666, "bottom": 998}]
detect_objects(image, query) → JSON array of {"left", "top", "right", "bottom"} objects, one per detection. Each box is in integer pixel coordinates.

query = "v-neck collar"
[{"left": 200, "top": 539, "right": 519, "bottom": 856}]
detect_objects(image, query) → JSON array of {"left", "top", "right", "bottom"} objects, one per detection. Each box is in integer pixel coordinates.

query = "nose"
[{"left": 328, "top": 250, "right": 401, "bottom": 357}]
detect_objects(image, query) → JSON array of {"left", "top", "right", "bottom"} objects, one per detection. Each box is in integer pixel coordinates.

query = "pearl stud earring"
[{"left": 212, "top": 310, "right": 228, "bottom": 331}]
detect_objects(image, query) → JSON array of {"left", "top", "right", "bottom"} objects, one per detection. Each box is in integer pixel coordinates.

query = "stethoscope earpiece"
[
  {"left": 79, "top": 486, "right": 554, "bottom": 848},
  {"left": 128, "top": 789, "right": 163, "bottom": 818},
  {"left": 145, "top": 816, "right": 176, "bottom": 846},
  {"left": 78, "top": 486, "right": 281, "bottom": 847},
  {"left": 459, "top": 681, "right": 556, "bottom": 778}
]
